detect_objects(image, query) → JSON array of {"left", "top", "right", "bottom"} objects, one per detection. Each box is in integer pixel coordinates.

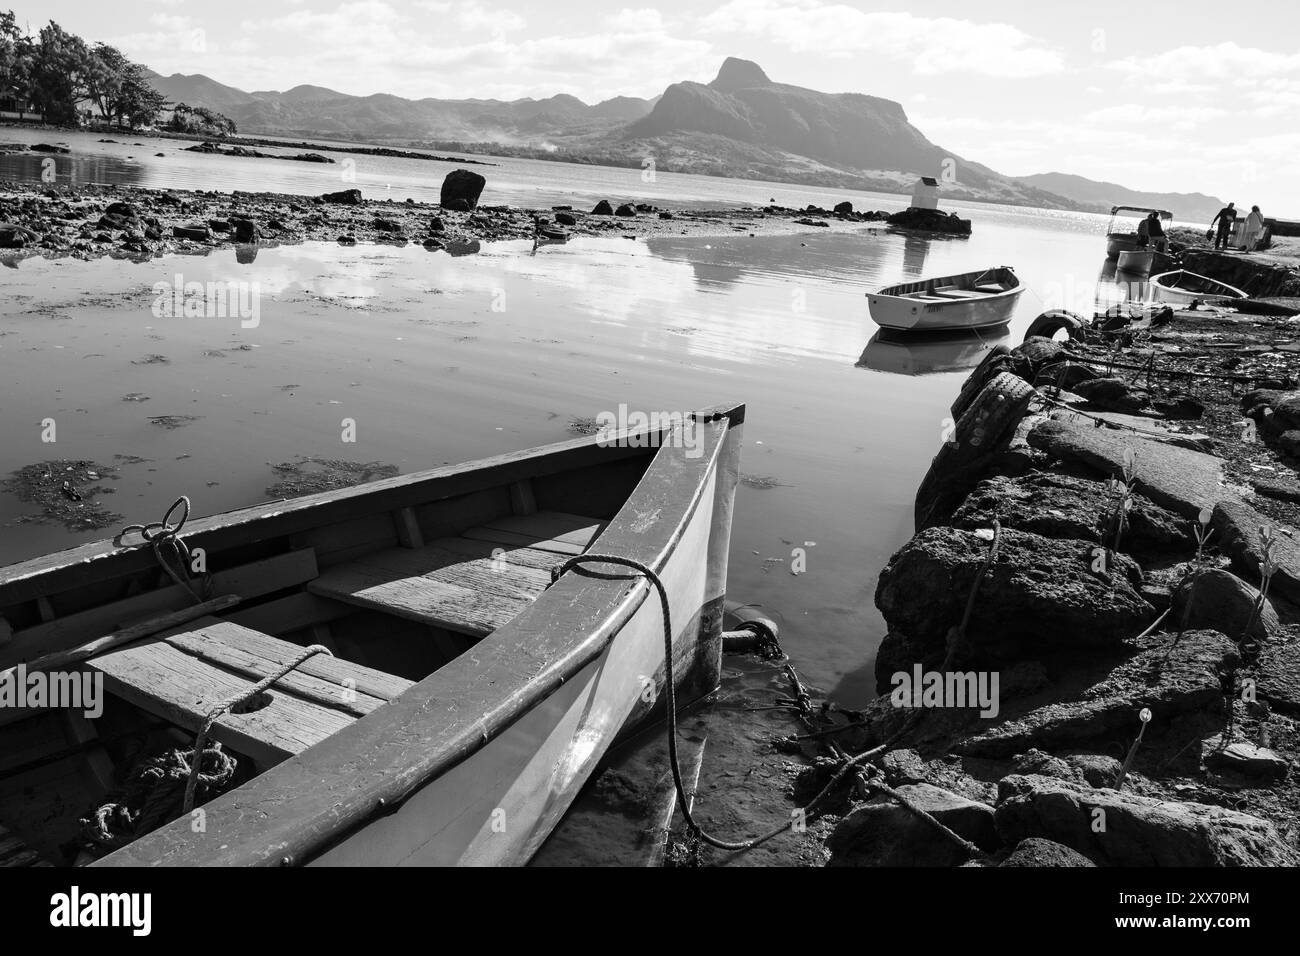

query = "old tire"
[
  {"left": 916, "top": 371, "right": 1036, "bottom": 530},
  {"left": 1023, "top": 310, "right": 1087, "bottom": 343},
  {"left": 950, "top": 344, "right": 1012, "bottom": 420}
]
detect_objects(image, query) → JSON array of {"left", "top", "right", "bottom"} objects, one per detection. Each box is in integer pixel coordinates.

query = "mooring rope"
[
  {"left": 182, "top": 643, "right": 334, "bottom": 813},
  {"left": 555, "top": 552, "right": 998, "bottom": 857},
  {"left": 120, "top": 496, "right": 208, "bottom": 603}
]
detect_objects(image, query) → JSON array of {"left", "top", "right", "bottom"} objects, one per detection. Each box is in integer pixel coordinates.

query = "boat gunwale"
[
  {"left": 869, "top": 266, "right": 1023, "bottom": 303},
  {"left": 92, "top": 404, "right": 743, "bottom": 867},
  {"left": 1149, "top": 269, "right": 1247, "bottom": 300}
]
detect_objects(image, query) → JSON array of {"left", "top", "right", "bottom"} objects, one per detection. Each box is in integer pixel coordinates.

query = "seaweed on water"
[
  {"left": 266, "top": 457, "right": 401, "bottom": 499},
  {"left": 3, "top": 460, "right": 123, "bottom": 531}
]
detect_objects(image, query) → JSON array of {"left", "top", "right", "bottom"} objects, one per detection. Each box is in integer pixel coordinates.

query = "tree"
[
  {"left": 27, "top": 21, "right": 89, "bottom": 124},
  {"left": 0, "top": 11, "right": 34, "bottom": 113}
]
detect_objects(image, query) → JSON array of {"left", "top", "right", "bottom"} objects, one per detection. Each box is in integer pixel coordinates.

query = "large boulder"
[
  {"left": 876, "top": 526, "right": 1153, "bottom": 664},
  {"left": 951, "top": 472, "right": 1192, "bottom": 553},
  {"left": 1071, "top": 377, "right": 1149, "bottom": 413},
  {"left": 886, "top": 206, "right": 972, "bottom": 235},
  {"left": 995, "top": 773, "right": 1300, "bottom": 866},
  {"left": 320, "top": 188, "right": 363, "bottom": 205},
  {"left": 1212, "top": 500, "right": 1300, "bottom": 605},
  {"left": 439, "top": 169, "right": 486, "bottom": 210},
  {"left": 591, "top": 199, "right": 614, "bottom": 215},
  {"left": 1169, "top": 567, "right": 1277, "bottom": 641},
  {"left": 955, "top": 630, "right": 1238, "bottom": 757},
  {"left": 1201, "top": 735, "right": 1290, "bottom": 784},
  {"left": 828, "top": 783, "right": 995, "bottom": 866},
  {"left": 999, "top": 837, "right": 1095, "bottom": 867},
  {"left": 1028, "top": 419, "right": 1230, "bottom": 520}
]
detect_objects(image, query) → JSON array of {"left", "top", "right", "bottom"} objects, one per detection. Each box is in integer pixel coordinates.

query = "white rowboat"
[
  {"left": 1150, "top": 270, "right": 1247, "bottom": 306},
  {"left": 867, "top": 267, "right": 1024, "bottom": 332}
]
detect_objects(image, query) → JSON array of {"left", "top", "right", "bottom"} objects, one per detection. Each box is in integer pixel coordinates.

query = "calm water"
[
  {"left": 1, "top": 212, "right": 1115, "bottom": 705},
  {"left": 1, "top": 141, "right": 1128, "bottom": 863}
]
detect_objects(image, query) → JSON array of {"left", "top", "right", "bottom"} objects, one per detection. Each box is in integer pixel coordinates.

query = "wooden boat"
[
  {"left": 1116, "top": 248, "right": 1174, "bottom": 276},
  {"left": 1150, "top": 270, "right": 1247, "bottom": 305},
  {"left": 0, "top": 404, "right": 744, "bottom": 866},
  {"left": 535, "top": 225, "right": 569, "bottom": 243},
  {"left": 1105, "top": 206, "right": 1173, "bottom": 260},
  {"left": 866, "top": 266, "right": 1023, "bottom": 332}
]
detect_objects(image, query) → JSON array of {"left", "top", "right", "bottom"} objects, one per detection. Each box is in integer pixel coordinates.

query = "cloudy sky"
[{"left": 12, "top": 0, "right": 1299, "bottom": 211}]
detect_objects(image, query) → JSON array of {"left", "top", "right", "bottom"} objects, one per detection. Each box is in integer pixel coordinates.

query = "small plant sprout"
[
  {"left": 1104, "top": 448, "right": 1138, "bottom": 554},
  {"left": 1239, "top": 524, "right": 1277, "bottom": 644},
  {"left": 1114, "top": 707, "right": 1152, "bottom": 791}
]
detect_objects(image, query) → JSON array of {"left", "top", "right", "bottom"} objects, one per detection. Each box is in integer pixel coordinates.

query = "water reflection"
[
  {"left": 900, "top": 235, "right": 931, "bottom": 278},
  {"left": 1094, "top": 256, "right": 1151, "bottom": 318},
  {"left": 856, "top": 327, "right": 1009, "bottom": 376}
]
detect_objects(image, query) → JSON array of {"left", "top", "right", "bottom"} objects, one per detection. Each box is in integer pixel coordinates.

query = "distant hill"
[
  {"left": 142, "top": 58, "right": 1183, "bottom": 212},
  {"left": 143, "top": 70, "right": 656, "bottom": 144},
  {"left": 1017, "top": 172, "right": 1225, "bottom": 222}
]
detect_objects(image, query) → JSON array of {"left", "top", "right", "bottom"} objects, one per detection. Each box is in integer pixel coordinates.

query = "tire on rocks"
[
  {"left": 916, "top": 371, "right": 1037, "bottom": 530},
  {"left": 951, "top": 344, "right": 1011, "bottom": 420},
  {"left": 1023, "top": 310, "right": 1087, "bottom": 343}
]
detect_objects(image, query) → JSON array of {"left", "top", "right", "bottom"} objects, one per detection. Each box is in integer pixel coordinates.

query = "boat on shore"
[
  {"left": 0, "top": 404, "right": 744, "bottom": 867},
  {"left": 1105, "top": 206, "right": 1173, "bottom": 260},
  {"left": 867, "top": 266, "right": 1024, "bottom": 332},
  {"left": 1116, "top": 248, "right": 1175, "bottom": 276},
  {"left": 1150, "top": 270, "right": 1247, "bottom": 305}
]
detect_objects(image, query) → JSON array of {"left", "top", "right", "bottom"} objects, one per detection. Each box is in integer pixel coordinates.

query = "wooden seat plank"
[
  {"left": 84, "top": 621, "right": 410, "bottom": 765},
  {"left": 430, "top": 535, "right": 567, "bottom": 572},
  {"left": 87, "top": 642, "right": 352, "bottom": 765},
  {"left": 462, "top": 511, "right": 604, "bottom": 555},
  {"left": 307, "top": 545, "right": 548, "bottom": 637}
]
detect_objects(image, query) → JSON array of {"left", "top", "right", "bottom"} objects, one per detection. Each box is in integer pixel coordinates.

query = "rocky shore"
[
  {"left": 0, "top": 177, "right": 896, "bottom": 261},
  {"left": 678, "top": 253, "right": 1300, "bottom": 867},
  {"left": 762, "top": 255, "right": 1300, "bottom": 866}
]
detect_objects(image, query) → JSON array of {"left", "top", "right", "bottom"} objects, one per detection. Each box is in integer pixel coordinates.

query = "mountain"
[
  {"left": 613, "top": 57, "right": 1070, "bottom": 206},
  {"left": 1017, "top": 172, "right": 1225, "bottom": 222},
  {"left": 143, "top": 70, "right": 656, "bottom": 144},
  {"left": 140, "top": 58, "right": 1137, "bottom": 211}
]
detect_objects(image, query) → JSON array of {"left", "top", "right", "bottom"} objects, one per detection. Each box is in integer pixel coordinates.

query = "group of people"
[
  {"left": 1209, "top": 202, "right": 1267, "bottom": 251},
  {"left": 1136, "top": 211, "right": 1168, "bottom": 252}
]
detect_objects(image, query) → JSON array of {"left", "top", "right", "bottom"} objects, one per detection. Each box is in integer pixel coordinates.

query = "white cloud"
[{"left": 701, "top": 0, "right": 1065, "bottom": 78}]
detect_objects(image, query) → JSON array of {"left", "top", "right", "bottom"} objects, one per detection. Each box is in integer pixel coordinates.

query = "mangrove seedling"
[
  {"left": 1102, "top": 447, "right": 1138, "bottom": 557},
  {"left": 1114, "top": 707, "right": 1152, "bottom": 792}
]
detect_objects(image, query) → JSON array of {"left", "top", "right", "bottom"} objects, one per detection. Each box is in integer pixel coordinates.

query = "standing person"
[
  {"left": 1146, "top": 211, "right": 1167, "bottom": 252},
  {"left": 1243, "top": 205, "right": 1265, "bottom": 251},
  {"left": 1210, "top": 202, "right": 1237, "bottom": 250}
]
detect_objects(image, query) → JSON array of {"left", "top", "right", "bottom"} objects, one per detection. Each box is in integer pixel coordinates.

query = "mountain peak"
[{"left": 710, "top": 57, "right": 771, "bottom": 92}]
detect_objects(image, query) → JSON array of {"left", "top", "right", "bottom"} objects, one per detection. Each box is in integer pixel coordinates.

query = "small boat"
[
  {"left": 867, "top": 266, "right": 1024, "bottom": 332},
  {"left": 1150, "top": 270, "right": 1247, "bottom": 305},
  {"left": 535, "top": 225, "right": 569, "bottom": 243},
  {"left": 1116, "top": 248, "right": 1175, "bottom": 276},
  {"left": 1105, "top": 206, "right": 1173, "bottom": 260},
  {"left": 0, "top": 404, "right": 744, "bottom": 866}
]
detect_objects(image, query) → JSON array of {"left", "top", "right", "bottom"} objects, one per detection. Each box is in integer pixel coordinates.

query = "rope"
[
  {"left": 120, "top": 496, "right": 207, "bottom": 603},
  {"left": 182, "top": 643, "right": 333, "bottom": 813},
  {"left": 79, "top": 744, "right": 237, "bottom": 854},
  {"left": 555, "top": 554, "right": 813, "bottom": 851},
  {"left": 554, "top": 550, "right": 999, "bottom": 857}
]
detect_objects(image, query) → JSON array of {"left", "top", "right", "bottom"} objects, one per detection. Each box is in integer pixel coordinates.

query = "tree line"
[{"left": 0, "top": 12, "right": 234, "bottom": 133}]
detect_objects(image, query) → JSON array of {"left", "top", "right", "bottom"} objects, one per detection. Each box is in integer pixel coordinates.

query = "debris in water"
[
  {"left": 267, "top": 457, "right": 401, "bottom": 498},
  {"left": 3, "top": 460, "right": 122, "bottom": 531}
]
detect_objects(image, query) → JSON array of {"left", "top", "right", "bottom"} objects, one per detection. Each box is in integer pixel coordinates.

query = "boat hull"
[
  {"left": 1106, "top": 233, "right": 1141, "bottom": 260},
  {"left": 1150, "top": 270, "right": 1247, "bottom": 306},
  {"left": 868, "top": 288, "right": 1024, "bottom": 332},
  {"left": 84, "top": 409, "right": 744, "bottom": 867}
]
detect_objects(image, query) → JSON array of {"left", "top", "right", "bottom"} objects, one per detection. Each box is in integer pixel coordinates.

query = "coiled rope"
[
  {"left": 120, "top": 496, "right": 209, "bottom": 603},
  {"left": 182, "top": 643, "right": 333, "bottom": 813}
]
